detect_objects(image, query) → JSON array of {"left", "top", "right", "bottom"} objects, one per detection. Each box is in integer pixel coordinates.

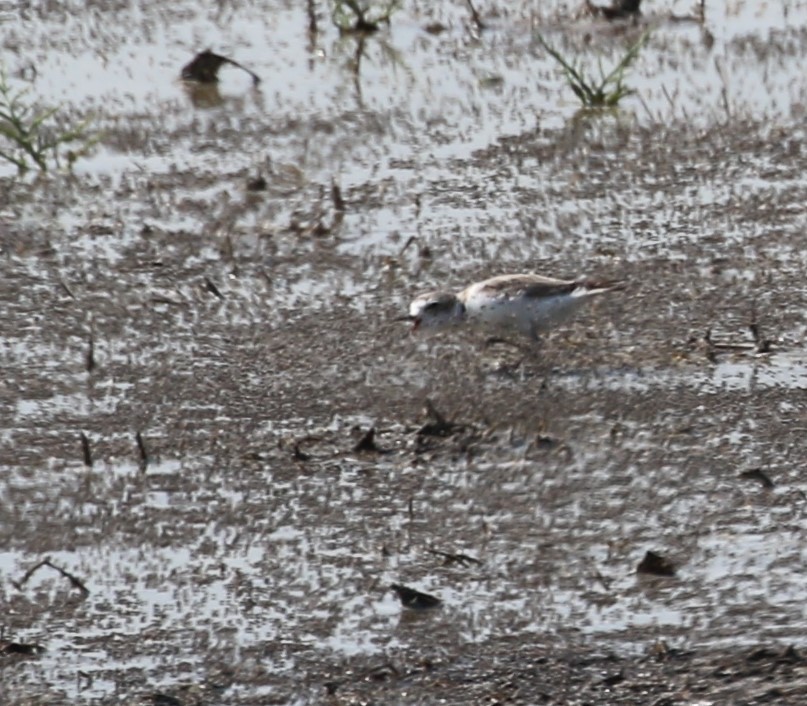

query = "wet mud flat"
[
  {"left": 3, "top": 0, "right": 807, "bottom": 704},
  {"left": 2, "top": 185, "right": 807, "bottom": 705},
  {"left": 301, "top": 640, "right": 807, "bottom": 704}
]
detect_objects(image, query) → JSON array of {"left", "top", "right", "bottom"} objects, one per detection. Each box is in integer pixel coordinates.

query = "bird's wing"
[{"left": 475, "top": 274, "right": 578, "bottom": 300}]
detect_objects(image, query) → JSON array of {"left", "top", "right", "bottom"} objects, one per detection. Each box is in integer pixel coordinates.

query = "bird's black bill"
[{"left": 393, "top": 314, "right": 419, "bottom": 333}]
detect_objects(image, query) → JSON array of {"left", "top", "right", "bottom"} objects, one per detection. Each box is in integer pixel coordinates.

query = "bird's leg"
[
  {"left": 483, "top": 336, "right": 540, "bottom": 377},
  {"left": 514, "top": 335, "right": 545, "bottom": 376}
]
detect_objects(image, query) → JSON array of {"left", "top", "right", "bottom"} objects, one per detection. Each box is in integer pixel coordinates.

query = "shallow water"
[{"left": 2, "top": 0, "right": 807, "bottom": 703}]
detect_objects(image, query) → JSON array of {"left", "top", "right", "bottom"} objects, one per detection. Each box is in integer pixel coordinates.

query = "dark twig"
[
  {"left": 307, "top": 0, "right": 318, "bottom": 35},
  {"left": 136, "top": 431, "right": 149, "bottom": 470},
  {"left": 204, "top": 278, "right": 224, "bottom": 300},
  {"left": 748, "top": 307, "right": 772, "bottom": 354},
  {"left": 86, "top": 333, "right": 95, "bottom": 372},
  {"left": 222, "top": 232, "right": 236, "bottom": 265},
  {"left": 353, "top": 427, "right": 385, "bottom": 453},
  {"left": 44, "top": 559, "right": 90, "bottom": 595},
  {"left": 397, "top": 235, "right": 417, "bottom": 257},
  {"left": 465, "top": 0, "right": 486, "bottom": 31},
  {"left": 12, "top": 558, "right": 90, "bottom": 596},
  {"left": 428, "top": 547, "right": 483, "bottom": 567},
  {"left": 331, "top": 179, "right": 346, "bottom": 212},
  {"left": 417, "top": 399, "right": 462, "bottom": 436},
  {"left": 701, "top": 328, "right": 717, "bottom": 363},
  {"left": 150, "top": 294, "right": 185, "bottom": 307},
  {"left": 59, "top": 279, "right": 76, "bottom": 299},
  {"left": 80, "top": 432, "right": 93, "bottom": 467}
]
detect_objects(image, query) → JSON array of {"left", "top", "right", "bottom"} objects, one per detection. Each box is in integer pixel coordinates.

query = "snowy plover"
[{"left": 402, "top": 273, "right": 622, "bottom": 341}]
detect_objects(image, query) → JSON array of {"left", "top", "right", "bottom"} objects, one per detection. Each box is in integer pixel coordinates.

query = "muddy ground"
[{"left": 1, "top": 1, "right": 807, "bottom": 704}]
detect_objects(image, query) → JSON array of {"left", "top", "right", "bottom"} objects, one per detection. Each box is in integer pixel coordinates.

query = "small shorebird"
[{"left": 401, "top": 273, "right": 622, "bottom": 341}]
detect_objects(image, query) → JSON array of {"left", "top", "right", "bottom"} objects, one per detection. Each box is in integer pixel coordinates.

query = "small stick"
[
  {"left": 43, "top": 559, "right": 90, "bottom": 595},
  {"left": 353, "top": 427, "right": 380, "bottom": 453},
  {"left": 428, "top": 547, "right": 483, "bottom": 566},
  {"left": 80, "top": 432, "right": 93, "bottom": 467},
  {"left": 86, "top": 333, "right": 95, "bottom": 372},
  {"left": 465, "top": 0, "right": 486, "bottom": 30},
  {"left": 11, "top": 558, "right": 90, "bottom": 595},
  {"left": 306, "top": 0, "right": 318, "bottom": 35},
  {"left": 59, "top": 279, "right": 77, "bottom": 299},
  {"left": 221, "top": 233, "right": 235, "bottom": 262},
  {"left": 331, "top": 179, "right": 346, "bottom": 212},
  {"left": 748, "top": 307, "right": 772, "bottom": 353},
  {"left": 11, "top": 559, "right": 48, "bottom": 589},
  {"left": 204, "top": 278, "right": 224, "bottom": 300},
  {"left": 397, "top": 235, "right": 417, "bottom": 257},
  {"left": 135, "top": 431, "right": 149, "bottom": 470}
]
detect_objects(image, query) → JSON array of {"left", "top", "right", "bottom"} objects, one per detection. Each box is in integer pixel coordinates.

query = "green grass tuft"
[
  {"left": 538, "top": 31, "right": 651, "bottom": 109},
  {"left": 0, "top": 67, "right": 99, "bottom": 174}
]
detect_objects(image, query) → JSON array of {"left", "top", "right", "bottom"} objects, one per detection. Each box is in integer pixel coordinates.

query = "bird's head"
[{"left": 398, "top": 291, "right": 465, "bottom": 334}]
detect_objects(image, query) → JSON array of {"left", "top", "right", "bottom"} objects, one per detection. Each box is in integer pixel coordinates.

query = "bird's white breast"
[{"left": 462, "top": 288, "right": 588, "bottom": 337}]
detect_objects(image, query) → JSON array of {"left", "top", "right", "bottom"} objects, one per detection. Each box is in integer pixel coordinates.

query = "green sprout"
[
  {"left": 538, "top": 31, "right": 651, "bottom": 108},
  {"left": 0, "top": 67, "right": 98, "bottom": 174}
]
